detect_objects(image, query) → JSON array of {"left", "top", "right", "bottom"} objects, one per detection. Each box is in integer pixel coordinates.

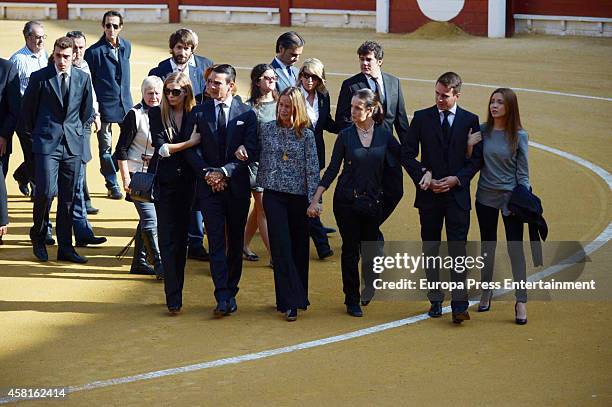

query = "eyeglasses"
[
  {"left": 30, "top": 34, "right": 47, "bottom": 40},
  {"left": 163, "top": 88, "right": 184, "bottom": 97},
  {"left": 260, "top": 76, "right": 277, "bottom": 82},
  {"left": 301, "top": 73, "right": 319, "bottom": 81},
  {"left": 105, "top": 23, "right": 120, "bottom": 30}
]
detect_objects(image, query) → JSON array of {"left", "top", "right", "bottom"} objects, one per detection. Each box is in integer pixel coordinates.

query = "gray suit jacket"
[{"left": 271, "top": 58, "right": 298, "bottom": 92}]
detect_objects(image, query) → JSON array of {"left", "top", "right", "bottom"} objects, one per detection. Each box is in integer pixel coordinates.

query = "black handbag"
[
  {"left": 128, "top": 136, "right": 158, "bottom": 203},
  {"left": 352, "top": 189, "right": 382, "bottom": 217}
]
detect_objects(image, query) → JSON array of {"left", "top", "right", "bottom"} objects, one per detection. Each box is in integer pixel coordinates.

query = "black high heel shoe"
[
  {"left": 478, "top": 290, "right": 493, "bottom": 312},
  {"left": 515, "top": 302, "right": 527, "bottom": 325}
]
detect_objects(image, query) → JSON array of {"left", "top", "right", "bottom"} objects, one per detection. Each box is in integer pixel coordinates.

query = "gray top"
[
  {"left": 476, "top": 126, "right": 530, "bottom": 212},
  {"left": 256, "top": 121, "right": 320, "bottom": 202},
  {"left": 249, "top": 99, "right": 277, "bottom": 129}
]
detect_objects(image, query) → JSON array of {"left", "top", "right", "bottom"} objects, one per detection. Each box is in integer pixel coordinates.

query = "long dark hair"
[
  {"left": 353, "top": 88, "right": 384, "bottom": 124},
  {"left": 248, "top": 63, "right": 278, "bottom": 107},
  {"left": 485, "top": 88, "right": 523, "bottom": 153}
]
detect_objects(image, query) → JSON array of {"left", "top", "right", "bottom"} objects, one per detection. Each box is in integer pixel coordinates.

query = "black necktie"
[
  {"left": 372, "top": 77, "right": 384, "bottom": 105},
  {"left": 61, "top": 72, "right": 68, "bottom": 101},
  {"left": 217, "top": 103, "right": 227, "bottom": 159},
  {"left": 287, "top": 66, "right": 294, "bottom": 83},
  {"left": 442, "top": 110, "right": 451, "bottom": 145}
]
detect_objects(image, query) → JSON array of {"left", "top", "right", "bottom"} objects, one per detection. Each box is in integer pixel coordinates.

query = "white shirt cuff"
[
  {"left": 159, "top": 143, "right": 170, "bottom": 158},
  {"left": 221, "top": 167, "right": 228, "bottom": 177}
]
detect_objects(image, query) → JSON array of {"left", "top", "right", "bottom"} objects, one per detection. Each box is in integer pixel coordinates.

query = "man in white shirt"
[{"left": 10, "top": 21, "right": 48, "bottom": 197}]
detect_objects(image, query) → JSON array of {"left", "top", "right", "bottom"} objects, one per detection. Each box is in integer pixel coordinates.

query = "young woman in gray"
[{"left": 475, "top": 88, "right": 530, "bottom": 325}]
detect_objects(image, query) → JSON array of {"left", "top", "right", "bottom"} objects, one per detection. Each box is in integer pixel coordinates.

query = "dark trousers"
[
  {"left": 30, "top": 141, "right": 81, "bottom": 249},
  {"left": 334, "top": 198, "right": 380, "bottom": 305},
  {"left": 475, "top": 200, "right": 527, "bottom": 302},
  {"left": 14, "top": 131, "right": 36, "bottom": 185},
  {"left": 308, "top": 216, "right": 331, "bottom": 256},
  {"left": 0, "top": 154, "right": 8, "bottom": 226},
  {"left": 198, "top": 185, "right": 249, "bottom": 303},
  {"left": 419, "top": 194, "right": 470, "bottom": 312},
  {"left": 155, "top": 177, "right": 194, "bottom": 309},
  {"left": 263, "top": 190, "right": 310, "bottom": 312}
]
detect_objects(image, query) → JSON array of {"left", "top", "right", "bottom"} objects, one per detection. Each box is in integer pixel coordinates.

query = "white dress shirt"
[
  {"left": 300, "top": 85, "right": 319, "bottom": 128},
  {"left": 438, "top": 103, "right": 458, "bottom": 127}
]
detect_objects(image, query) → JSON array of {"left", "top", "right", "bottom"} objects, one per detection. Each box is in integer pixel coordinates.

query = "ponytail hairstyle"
[
  {"left": 354, "top": 88, "right": 384, "bottom": 124},
  {"left": 485, "top": 87, "right": 523, "bottom": 153}
]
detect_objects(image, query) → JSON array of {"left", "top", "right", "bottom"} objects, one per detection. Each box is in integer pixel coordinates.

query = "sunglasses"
[
  {"left": 30, "top": 34, "right": 47, "bottom": 40},
  {"left": 105, "top": 23, "right": 120, "bottom": 30},
  {"left": 163, "top": 88, "right": 184, "bottom": 97},
  {"left": 261, "top": 75, "right": 277, "bottom": 82},
  {"left": 301, "top": 73, "right": 319, "bottom": 81}
]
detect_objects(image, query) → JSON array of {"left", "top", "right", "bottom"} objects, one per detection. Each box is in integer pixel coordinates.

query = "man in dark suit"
[
  {"left": 148, "top": 29, "right": 209, "bottom": 104},
  {"left": 184, "top": 64, "right": 257, "bottom": 316},
  {"left": 0, "top": 57, "right": 21, "bottom": 243},
  {"left": 84, "top": 10, "right": 132, "bottom": 200},
  {"left": 401, "top": 72, "right": 482, "bottom": 324},
  {"left": 336, "top": 40, "right": 409, "bottom": 304},
  {"left": 21, "top": 36, "right": 94, "bottom": 263},
  {"left": 271, "top": 31, "right": 304, "bottom": 92}
]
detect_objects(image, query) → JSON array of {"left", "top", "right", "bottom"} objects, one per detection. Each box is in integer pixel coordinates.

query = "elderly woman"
[
  {"left": 116, "top": 76, "right": 164, "bottom": 278},
  {"left": 257, "top": 87, "right": 320, "bottom": 322}
]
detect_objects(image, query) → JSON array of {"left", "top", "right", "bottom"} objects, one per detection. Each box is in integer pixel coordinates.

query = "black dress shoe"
[
  {"left": 318, "top": 249, "right": 334, "bottom": 260},
  {"left": 188, "top": 246, "right": 210, "bottom": 261},
  {"left": 0, "top": 236, "right": 3, "bottom": 245},
  {"left": 213, "top": 301, "right": 229, "bottom": 317},
  {"left": 452, "top": 310, "right": 471, "bottom": 324},
  {"left": 323, "top": 226, "right": 337, "bottom": 234},
  {"left": 32, "top": 242, "right": 48, "bottom": 262},
  {"left": 515, "top": 302, "right": 528, "bottom": 325},
  {"left": 130, "top": 264, "right": 155, "bottom": 275},
  {"left": 57, "top": 248, "right": 88, "bottom": 264},
  {"left": 428, "top": 302, "right": 442, "bottom": 318},
  {"left": 285, "top": 308, "right": 298, "bottom": 321},
  {"left": 17, "top": 181, "right": 30, "bottom": 196},
  {"left": 107, "top": 189, "right": 123, "bottom": 200},
  {"left": 346, "top": 303, "right": 363, "bottom": 317},
  {"left": 45, "top": 236, "right": 55, "bottom": 245},
  {"left": 86, "top": 205, "right": 99, "bottom": 215},
  {"left": 76, "top": 236, "right": 107, "bottom": 247},
  {"left": 228, "top": 297, "right": 237, "bottom": 314},
  {"left": 361, "top": 300, "right": 370, "bottom": 306},
  {"left": 168, "top": 306, "right": 181, "bottom": 316}
]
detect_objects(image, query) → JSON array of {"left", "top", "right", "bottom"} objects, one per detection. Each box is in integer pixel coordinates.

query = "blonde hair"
[
  {"left": 277, "top": 87, "right": 311, "bottom": 138},
  {"left": 160, "top": 72, "right": 195, "bottom": 141},
  {"left": 298, "top": 58, "right": 327, "bottom": 95}
]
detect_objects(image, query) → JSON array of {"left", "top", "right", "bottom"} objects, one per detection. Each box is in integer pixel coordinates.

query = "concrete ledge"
[
  {"left": 68, "top": 3, "right": 168, "bottom": 22},
  {"left": 179, "top": 5, "right": 279, "bottom": 25},
  {"left": 289, "top": 8, "right": 376, "bottom": 28},
  {"left": 514, "top": 14, "right": 612, "bottom": 37},
  {"left": 0, "top": 2, "right": 56, "bottom": 19}
]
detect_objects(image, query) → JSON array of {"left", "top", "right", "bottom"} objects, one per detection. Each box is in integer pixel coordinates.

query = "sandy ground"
[{"left": 0, "top": 20, "right": 610, "bottom": 406}]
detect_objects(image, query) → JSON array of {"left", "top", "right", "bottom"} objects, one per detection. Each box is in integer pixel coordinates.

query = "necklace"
[
  {"left": 280, "top": 126, "right": 290, "bottom": 161},
  {"left": 356, "top": 122, "right": 374, "bottom": 138}
]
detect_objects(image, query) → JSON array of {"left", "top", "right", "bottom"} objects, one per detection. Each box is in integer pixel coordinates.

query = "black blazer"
[
  {"left": 335, "top": 72, "right": 409, "bottom": 141},
  {"left": 149, "top": 59, "right": 206, "bottom": 104},
  {"left": 148, "top": 106, "right": 194, "bottom": 186},
  {"left": 183, "top": 98, "right": 257, "bottom": 200},
  {"left": 321, "top": 124, "right": 400, "bottom": 200},
  {"left": 0, "top": 58, "right": 21, "bottom": 155},
  {"left": 21, "top": 65, "right": 94, "bottom": 156},
  {"left": 0, "top": 164, "right": 6, "bottom": 226},
  {"left": 310, "top": 90, "right": 339, "bottom": 170},
  {"left": 401, "top": 105, "right": 482, "bottom": 211}
]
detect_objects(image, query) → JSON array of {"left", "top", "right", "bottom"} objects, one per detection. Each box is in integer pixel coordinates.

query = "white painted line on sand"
[{"left": 1, "top": 139, "right": 609, "bottom": 404}]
